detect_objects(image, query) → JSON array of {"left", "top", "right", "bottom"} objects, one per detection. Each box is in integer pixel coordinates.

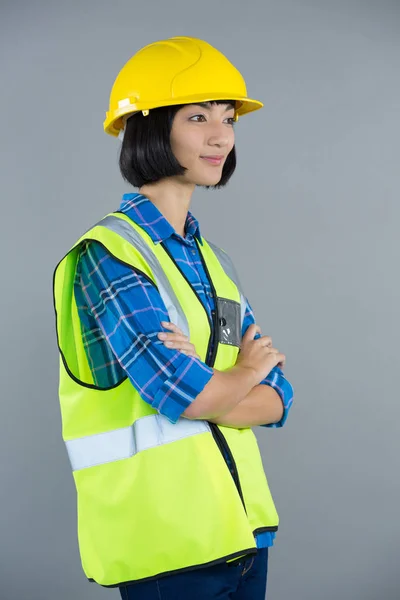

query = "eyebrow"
[{"left": 191, "top": 102, "right": 235, "bottom": 112}]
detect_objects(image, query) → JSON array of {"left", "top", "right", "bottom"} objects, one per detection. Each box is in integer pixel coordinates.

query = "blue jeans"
[{"left": 118, "top": 548, "right": 269, "bottom": 599}]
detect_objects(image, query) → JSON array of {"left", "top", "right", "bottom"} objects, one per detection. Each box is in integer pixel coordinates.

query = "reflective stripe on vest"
[
  {"left": 95, "top": 214, "right": 247, "bottom": 335},
  {"left": 66, "top": 415, "right": 210, "bottom": 471}
]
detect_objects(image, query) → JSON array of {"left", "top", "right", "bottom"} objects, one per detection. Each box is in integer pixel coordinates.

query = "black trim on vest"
[
  {"left": 52, "top": 238, "right": 158, "bottom": 391},
  {"left": 253, "top": 525, "right": 279, "bottom": 534},
  {"left": 87, "top": 546, "right": 258, "bottom": 588}
]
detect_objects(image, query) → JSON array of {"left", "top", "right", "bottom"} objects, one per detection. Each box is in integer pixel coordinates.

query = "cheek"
[
  {"left": 228, "top": 131, "right": 235, "bottom": 151},
  {"left": 172, "top": 131, "right": 203, "bottom": 165}
]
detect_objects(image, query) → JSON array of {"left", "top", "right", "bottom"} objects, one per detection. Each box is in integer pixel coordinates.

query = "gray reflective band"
[
  {"left": 96, "top": 215, "right": 246, "bottom": 331},
  {"left": 207, "top": 240, "right": 246, "bottom": 328},
  {"left": 66, "top": 415, "right": 211, "bottom": 471},
  {"left": 97, "top": 215, "right": 190, "bottom": 337}
]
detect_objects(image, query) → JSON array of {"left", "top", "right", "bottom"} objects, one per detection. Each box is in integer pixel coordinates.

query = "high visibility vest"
[{"left": 53, "top": 211, "right": 279, "bottom": 588}]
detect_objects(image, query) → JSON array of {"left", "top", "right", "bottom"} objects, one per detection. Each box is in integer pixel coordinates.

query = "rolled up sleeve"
[
  {"left": 258, "top": 365, "right": 294, "bottom": 428},
  {"left": 152, "top": 353, "right": 214, "bottom": 424},
  {"left": 241, "top": 297, "right": 294, "bottom": 428}
]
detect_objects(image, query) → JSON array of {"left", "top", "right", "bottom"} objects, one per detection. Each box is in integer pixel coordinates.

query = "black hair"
[{"left": 118, "top": 100, "right": 237, "bottom": 189}]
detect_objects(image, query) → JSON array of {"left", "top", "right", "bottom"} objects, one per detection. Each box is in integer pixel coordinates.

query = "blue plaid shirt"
[{"left": 74, "top": 192, "right": 294, "bottom": 549}]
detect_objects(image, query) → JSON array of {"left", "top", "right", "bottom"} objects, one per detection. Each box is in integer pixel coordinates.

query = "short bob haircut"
[{"left": 119, "top": 100, "right": 237, "bottom": 190}]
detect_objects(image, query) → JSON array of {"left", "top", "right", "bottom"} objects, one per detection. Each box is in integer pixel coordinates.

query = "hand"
[
  {"left": 249, "top": 326, "right": 286, "bottom": 369},
  {"left": 236, "top": 324, "right": 286, "bottom": 381},
  {"left": 157, "top": 321, "right": 200, "bottom": 359}
]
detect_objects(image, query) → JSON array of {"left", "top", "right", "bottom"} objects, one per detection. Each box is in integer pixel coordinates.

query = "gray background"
[{"left": 1, "top": 0, "right": 399, "bottom": 598}]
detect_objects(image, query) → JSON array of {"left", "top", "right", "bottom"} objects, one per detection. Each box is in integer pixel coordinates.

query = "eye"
[
  {"left": 189, "top": 114, "right": 235, "bottom": 125},
  {"left": 189, "top": 114, "right": 206, "bottom": 122}
]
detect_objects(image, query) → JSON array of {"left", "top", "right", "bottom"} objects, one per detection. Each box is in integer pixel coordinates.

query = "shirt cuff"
[
  {"left": 259, "top": 366, "right": 294, "bottom": 428},
  {"left": 152, "top": 354, "right": 214, "bottom": 424}
]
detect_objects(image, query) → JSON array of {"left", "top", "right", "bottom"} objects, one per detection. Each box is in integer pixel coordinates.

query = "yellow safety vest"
[{"left": 53, "top": 211, "right": 279, "bottom": 588}]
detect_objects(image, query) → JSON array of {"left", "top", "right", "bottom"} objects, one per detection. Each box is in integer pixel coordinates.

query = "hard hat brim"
[{"left": 104, "top": 94, "right": 263, "bottom": 137}]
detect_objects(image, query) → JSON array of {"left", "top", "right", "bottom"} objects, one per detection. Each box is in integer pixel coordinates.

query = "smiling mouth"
[{"left": 200, "top": 156, "right": 223, "bottom": 165}]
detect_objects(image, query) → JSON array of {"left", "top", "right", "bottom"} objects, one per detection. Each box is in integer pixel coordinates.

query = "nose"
[{"left": 207, "top": 122, "right": 232, "bottom": 148}]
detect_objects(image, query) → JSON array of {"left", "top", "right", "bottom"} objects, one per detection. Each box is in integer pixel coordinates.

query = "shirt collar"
[{"left": 119, "top": 192, "right": 203, "bottom": 246}]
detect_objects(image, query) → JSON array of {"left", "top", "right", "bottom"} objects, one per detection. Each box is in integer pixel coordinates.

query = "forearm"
[
  {"left": 183, "top": 365, "right": 258, "bottom": 420},
  {"left": 208, "top": 384, "right": 284, "bottom": 429}
]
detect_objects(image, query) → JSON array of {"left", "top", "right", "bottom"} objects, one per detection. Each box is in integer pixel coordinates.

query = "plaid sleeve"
[
  {"left": 242, "top": 298, "right": 294, "bottom": 428},
  {"left": 75, "top": 240, "right": 214, "bottom": 424}
]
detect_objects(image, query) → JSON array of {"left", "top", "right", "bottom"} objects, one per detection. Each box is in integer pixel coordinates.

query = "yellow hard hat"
[{"left": 103, "top": 36, "right": 263, "bottom": 137}]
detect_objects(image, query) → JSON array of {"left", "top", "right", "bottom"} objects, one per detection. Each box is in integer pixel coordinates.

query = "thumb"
[{"left": 243, "top": 324, "right": 261, "bottom": 342}]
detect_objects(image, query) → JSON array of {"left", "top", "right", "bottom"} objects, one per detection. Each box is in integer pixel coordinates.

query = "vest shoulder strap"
[
  {"left": 206, "top": 240, "right": 247, "bottom": 329},
  {"left": 94, "top": 213, "right": 190, "bottom": 336}
]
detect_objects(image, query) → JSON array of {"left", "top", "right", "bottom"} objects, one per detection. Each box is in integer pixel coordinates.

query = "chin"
[{"left": 192, "top": 173, "right": 223, "bottom": 187}]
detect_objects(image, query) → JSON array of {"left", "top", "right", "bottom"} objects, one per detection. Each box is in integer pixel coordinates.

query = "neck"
[{"left": 139, "top": 179, "right": 196, "bottom": 238}]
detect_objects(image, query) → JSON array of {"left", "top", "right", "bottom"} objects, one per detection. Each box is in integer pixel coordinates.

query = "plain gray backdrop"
[{"left": 1, "top": 1, "right": 399, "bottom": 598}]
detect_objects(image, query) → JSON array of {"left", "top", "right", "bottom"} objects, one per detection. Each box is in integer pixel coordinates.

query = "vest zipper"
[{"left": 160, "top": 240, "right": 248, "bottom": 515}]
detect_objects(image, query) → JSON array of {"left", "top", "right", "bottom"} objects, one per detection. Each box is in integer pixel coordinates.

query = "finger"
[
  {"left": 258, "top": 335, "right": 272, "bottom": 347},
  {"left": 160, "top": 321, "right": 184, "bottom": 336},
  {"left": 265, "top": 347, "right": 279, "bottom": 356},
  {"left": 180, "top": 350, "right": 200, "bottom": 359},
  {"left": 183, "top": 345, "right": 200, "bottom": 359},
  {"left": 163, "top": 340, "right": 194, "bottom": 351},
  {"left": 243, "top": 324, "right": 261, "bottom": 341},
  {"left": 158, "top": 332, "right": 189, "bottom": 343}
]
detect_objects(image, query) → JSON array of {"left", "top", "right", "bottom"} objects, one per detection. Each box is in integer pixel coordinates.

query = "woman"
[{"left": 53, "top": 36, "right": 294, "bottom": 599}]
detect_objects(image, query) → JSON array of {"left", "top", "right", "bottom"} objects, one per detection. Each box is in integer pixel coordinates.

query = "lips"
[{"left": 200, "top": 156, "right": 224, "bottom": 165}]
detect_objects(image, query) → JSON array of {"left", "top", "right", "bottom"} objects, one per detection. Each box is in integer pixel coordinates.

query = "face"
[{"left": 170, "top": 102, "right": 236, "bottom": 186}]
